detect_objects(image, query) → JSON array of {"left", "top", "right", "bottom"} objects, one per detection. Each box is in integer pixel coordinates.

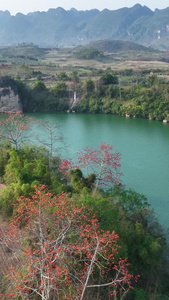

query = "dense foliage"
[
  {"left": 0, "top": 116, "right": 168, "bottom": 299},
  {"left": 76, "top": 74, "right": 169, "bottom": 121},
  {"left": 3, "top": 71, "right": 169, "bottom": 122}
]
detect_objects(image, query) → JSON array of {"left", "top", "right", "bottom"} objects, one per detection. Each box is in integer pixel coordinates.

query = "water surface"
[{"left": 26, "top": 113, "right": 169, "bottom": 228}]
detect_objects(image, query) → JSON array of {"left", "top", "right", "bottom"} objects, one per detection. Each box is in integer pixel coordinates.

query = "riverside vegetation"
[
  {"left": 0, "top": 113, "right": 168, "bottom": 300},
  {"left": 1, "top": 43, "right": 169, "bottom": 120}
]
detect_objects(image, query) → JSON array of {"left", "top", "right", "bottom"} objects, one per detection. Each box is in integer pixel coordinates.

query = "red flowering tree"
[
  {"left": 0, "top": 186, "right": 136, "bottom": 299},
  {"left": 59, "top": 158, "right": 74, "bottom": 176},
  {"left": 0, "top": 111, "right": 34, "bottom": 149},
  {"left": 60, "top": 143, "right": 123, "bottom": 191}
]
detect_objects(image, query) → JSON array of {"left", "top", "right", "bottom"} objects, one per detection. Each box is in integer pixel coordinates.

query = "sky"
[{"left": 0, "top": 0, "right": 169, "bottom": 15}]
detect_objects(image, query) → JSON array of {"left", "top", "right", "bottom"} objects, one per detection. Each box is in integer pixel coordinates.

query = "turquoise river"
[{"left": 27, "top": 113, "right": 169, "bottom": 229}]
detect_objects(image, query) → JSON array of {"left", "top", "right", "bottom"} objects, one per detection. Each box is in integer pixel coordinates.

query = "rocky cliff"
[{"left": 0, "top": 87, "right": 22, "bottom": 113}]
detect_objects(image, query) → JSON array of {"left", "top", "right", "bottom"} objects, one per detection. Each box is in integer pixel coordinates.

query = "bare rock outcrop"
[{"left": 0, "top": 87, "right": 22, "bottom": 113}]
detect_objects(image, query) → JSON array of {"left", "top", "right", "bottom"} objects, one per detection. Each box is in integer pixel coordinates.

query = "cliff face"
[{"left": 0, "top": 87, "right": 23, "bottom": 113}]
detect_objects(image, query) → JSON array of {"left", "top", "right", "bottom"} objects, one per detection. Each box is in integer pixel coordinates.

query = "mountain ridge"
[{"left": 0, "top": 5, "right": 169, "bottom": 50}]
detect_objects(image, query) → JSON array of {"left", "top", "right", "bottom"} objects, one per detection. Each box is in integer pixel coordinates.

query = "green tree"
[
  {"left": 51, "top": 82, "right": 68, "bottom": 98},
  {"left": 70, "top": 71, "right": 80, "bottom": 84},
  {"left": 0, "top": 145, "right": 53, "bottom": 216},
  {"left": 51, "top": 82, "right": 69, "bottom": 110},
  {"left": 33, "top": 80, "right": 47, "bottom": 91},
  {"left": 57, "top": 71, "right": 68, "bottom": 81},
  {"left": 84, "top": 78, "right": 95, "bottom": 95},
  {"left": 0, "top": 145, "right": 9, "bottom": 178},
  {"left": 100, "top": 73, "right": 118, "bottom": 85}
]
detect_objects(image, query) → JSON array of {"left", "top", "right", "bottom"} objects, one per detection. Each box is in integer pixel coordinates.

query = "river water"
[{"left": 26, "top": 113, "right": 169, "bottom": 229}]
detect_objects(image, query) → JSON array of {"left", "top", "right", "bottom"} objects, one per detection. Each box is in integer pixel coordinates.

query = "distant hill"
[
  {"left": 82, "top": 39, "right": 152, "bottom": 52},
  {"left": 0, "top": 5, "right": 169, "bottom": 50},
  {"left": 0, "top": 43, "right": 46, "bottom": 58}
]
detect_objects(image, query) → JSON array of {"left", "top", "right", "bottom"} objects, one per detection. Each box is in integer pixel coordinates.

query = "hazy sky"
[{"left": 0, "top": 0, "right": 169, "bottom": 15}]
